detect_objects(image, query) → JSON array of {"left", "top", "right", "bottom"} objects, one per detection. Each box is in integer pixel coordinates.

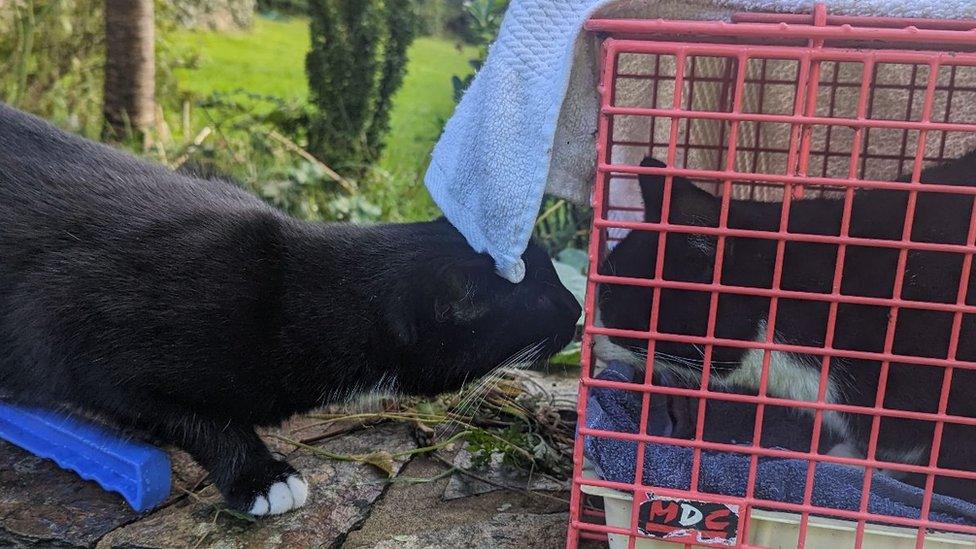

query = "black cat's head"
[
  {"left": 597, "top": 157, "right": 746, "bottom": 376},
  {"left": 379, "top": 219, "right": 581, "bottom": 396}
]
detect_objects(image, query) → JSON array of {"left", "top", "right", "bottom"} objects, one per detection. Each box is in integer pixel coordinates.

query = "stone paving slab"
[
  {"left": 0, "top": 370, "right": 587, "bottom": 548},
  {"left": 0, "top": 441, "right": 138, "bottom": 547},
  {"left": 369, "top": 512, "right": 570, "bottom": 549},
  {"left": 96, "top": 423, "right": 414, "bottom": 549},
  {"left": 344, "top": 455, "right": 570, "bottom": 548}
]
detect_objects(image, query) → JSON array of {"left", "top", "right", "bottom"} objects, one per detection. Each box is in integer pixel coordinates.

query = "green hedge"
[{"left": 305, "top": 0, "right": 418, "bottom": 174}]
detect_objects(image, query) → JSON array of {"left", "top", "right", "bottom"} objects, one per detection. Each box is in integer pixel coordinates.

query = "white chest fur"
[
  {"left": 718, "top": 322, "right": 850, "bottom": 439},
  {"left": 591, "top": 318, "right": 851, "bottom": 439}
]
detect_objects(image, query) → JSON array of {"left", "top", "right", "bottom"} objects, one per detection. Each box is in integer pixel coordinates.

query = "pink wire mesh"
[{"left": 568, "top": 4, "right": 976, "bottom": 548}]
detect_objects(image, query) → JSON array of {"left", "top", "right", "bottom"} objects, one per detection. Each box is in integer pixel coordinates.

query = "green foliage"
[
  {"left": 305, "top": 0, "right": 419, "bottom": 175},
  {"left": 189, "top": 90, "right": 309, "bottom": 164},
  {"left": 466, "top": 425, "right": 532, "bottom": 469},
  {"left": 0, "top": 0, "right": 104, "bottom": 137},
  {"left": 154, "top": 2, "right": 193, "bottom": 127},
  {"left": 533, "top": 197, "right": 592, "bottom": 257},
  {"left": 461, "top": 0, "right": 509, "bottom": 47},
  {"left": 356, "top": 164, "right": 437, "bottom": 222},
  {"left": 324, "top": 194, "right": 383, "bottom": 223},
  {"left": 414, "top": 0, "right": 463, "bottom": 37},
  {"left": 459, "top": 392, "right": 572, "bottom": 478},
  {"left": 450, "top": 0, "right": 508, "bottom": 102},
  {"left": 180, "top": 89, "right": 374, "bottom": 223},
  {"left": 257, "top": 161, "right": 381, "bottom": 222}
]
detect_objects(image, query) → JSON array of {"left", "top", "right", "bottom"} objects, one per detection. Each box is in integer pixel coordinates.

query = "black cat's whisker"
[
  {"left": 451, "top": 370, "right": 503, "bottom": 416},
  {"left": 436, "top": 373, "right": 503, "bottom": 437},
  {"left": 511, "top": 340, "right": 546, "bottom": 370},
  {"left": 616, "top": 345, "right": 711, "bottom": 387},
  {"left": 447, "top": 340, "right": 546, "bottom": 426},
  {"left": 662, "top": 353, "right": 739, "bottom": 367},
  {"left": 437, "top": 364, "right": 510, "bottom": 434},
  {"left": 455, "top": 373, "right": 472, "bottom": 396},
  {"left": 624, "top": 344, "right": 740, "bottom": 367},
  {"left": 452, "top": 344, "right": 534, "bottom": 412},
  {"left": 436, "top": 340, "right": 544, "bottom": 437}
]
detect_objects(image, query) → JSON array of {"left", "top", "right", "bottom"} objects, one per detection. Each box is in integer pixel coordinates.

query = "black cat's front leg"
[{"left": 158, "top": 414, "right": 308, "bottom": 515}]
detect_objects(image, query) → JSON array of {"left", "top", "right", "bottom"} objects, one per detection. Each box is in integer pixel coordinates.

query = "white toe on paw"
[
  {"left": 247, "top": 473, "right": 309, "bottom": 516},
  {"left": 286, "top": 474, "right": 309, "bottom": 507},
  {"left": 264, "top": 474, "right": 309, "bottom": 515},
  {"left": 249, "top": 495, "right": 270, "bottom": 516},
  {"left": 266, "top": 481, "right": 295, "bottom": 514}
]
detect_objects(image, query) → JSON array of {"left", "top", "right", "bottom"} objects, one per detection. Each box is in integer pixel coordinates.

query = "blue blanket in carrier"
[{"left": 584, "top": 361, "right": 976, "bottom": 526}]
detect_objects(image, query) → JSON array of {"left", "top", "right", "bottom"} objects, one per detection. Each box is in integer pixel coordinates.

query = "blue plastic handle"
[{"left": 0, "top": 402, "right": 171, "bottom": 512}]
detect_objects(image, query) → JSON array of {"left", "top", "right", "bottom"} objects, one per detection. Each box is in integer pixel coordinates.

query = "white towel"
[{"left": 424, "top": 0, "right": 976, "bottom": 282}]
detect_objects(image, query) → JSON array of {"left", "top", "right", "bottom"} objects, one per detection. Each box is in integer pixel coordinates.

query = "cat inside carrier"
[{"left": 569, "top": 4, "right": 976, "bottom": 548}]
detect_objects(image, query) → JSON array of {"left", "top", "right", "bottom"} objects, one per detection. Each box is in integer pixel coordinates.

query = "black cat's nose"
[
  {"left": 540, "top": 288, "right": 580, "bottom": 351},
  {"left": 550, "top": 287, "right": 582, "bottom": 324}
]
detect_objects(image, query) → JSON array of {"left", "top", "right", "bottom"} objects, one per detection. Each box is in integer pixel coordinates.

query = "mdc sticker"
[{"left": 636, "top": 493, "right": 739, "bottom": 546}]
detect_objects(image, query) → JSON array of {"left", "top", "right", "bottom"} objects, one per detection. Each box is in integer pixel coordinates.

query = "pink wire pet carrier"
[{"left": 568, "top": 4, "right": 976, "bottom": 548}]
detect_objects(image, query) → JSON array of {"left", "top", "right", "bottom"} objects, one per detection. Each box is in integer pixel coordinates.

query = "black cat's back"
[
  {"left": 0, "top": 102, "right": 269, "bottom": 232},
  {"left": 0, "top": 104, "right": 289, "bottom": 417}
]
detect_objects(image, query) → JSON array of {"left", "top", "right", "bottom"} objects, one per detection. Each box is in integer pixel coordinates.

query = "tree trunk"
[{"left": 103, "top": 0, "right": 155, "bottom": 140}]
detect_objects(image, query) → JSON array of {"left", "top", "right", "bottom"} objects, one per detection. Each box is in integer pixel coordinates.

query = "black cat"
[
  {"left": 598, "top": 154, "right": 976, "bottom": 502},
  {"left": 0, "top": 104, "right": 580, "bottom": 515}
]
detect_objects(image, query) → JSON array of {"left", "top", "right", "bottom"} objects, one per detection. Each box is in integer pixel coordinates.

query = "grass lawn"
[
  {"left": 170, "top": 16, "right": 310, "bottom": 103},
  {"left": 168, "top": 15, "right": 477, "bottom": 221},
  {"left": 378, "top": 38, "right": 476, "bottom": 186},
  {"left": 374, "top": 37, "right": 477, "bottom": 220}
]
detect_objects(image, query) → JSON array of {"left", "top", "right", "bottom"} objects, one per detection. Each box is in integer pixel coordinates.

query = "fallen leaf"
[{"left": 361, "top": 451, "right": 397, "bottom": 477}]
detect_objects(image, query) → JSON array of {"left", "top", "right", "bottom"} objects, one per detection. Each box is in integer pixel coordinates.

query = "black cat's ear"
[
  {"left": 638, "top": 157, "right": 669, "bottom": 223},
  {"left": 638, "top": 156, "right": 719, "bottom": 228}
]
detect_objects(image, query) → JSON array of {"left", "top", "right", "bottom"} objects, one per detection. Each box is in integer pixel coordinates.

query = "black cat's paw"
[{"left": 225, "top": 461, "right": 309, "bottom": 516}]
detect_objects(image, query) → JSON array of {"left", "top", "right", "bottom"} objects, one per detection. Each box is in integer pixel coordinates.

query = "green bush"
[
  {"left": 256, "top": 160, "right": 381, "bottom": 222},
  {"left": 413, "top": 0, "right": 462, "bottom": 37},
  {"left": 367, "top": 0, "right": 416, "bottom": 158},
  {"left": 305, "top": 0, "right": 418, "bottom": 175},
  {"left": 450, "top": 0, "right": 507, "bottom": 102}
]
